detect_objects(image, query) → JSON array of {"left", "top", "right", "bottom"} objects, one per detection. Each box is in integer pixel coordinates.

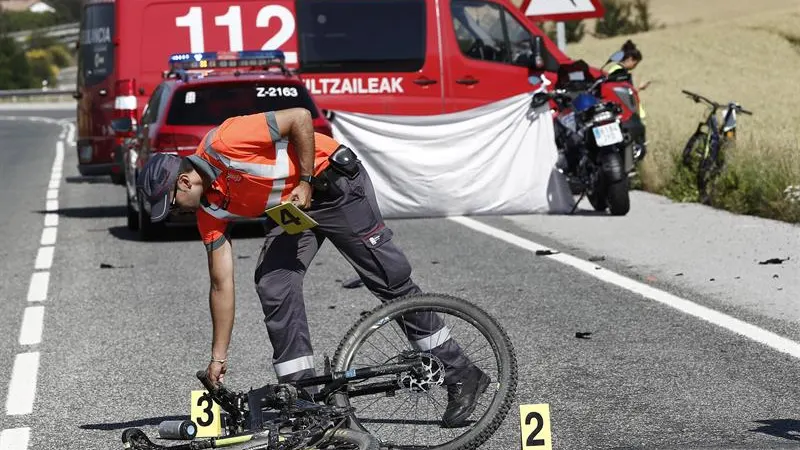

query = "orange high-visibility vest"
[{"left": 187, "top": 111, "right": 338, "bottom": 251}]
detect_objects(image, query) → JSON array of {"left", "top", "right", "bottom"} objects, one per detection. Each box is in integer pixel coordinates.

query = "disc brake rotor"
[{"left": 398, "top": 353, "right": 445, "bottom": 393}]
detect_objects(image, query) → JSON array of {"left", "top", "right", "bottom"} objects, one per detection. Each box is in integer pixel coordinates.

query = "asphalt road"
[{"left": 2, "top": 108, "right": 800, "bottom": 450}]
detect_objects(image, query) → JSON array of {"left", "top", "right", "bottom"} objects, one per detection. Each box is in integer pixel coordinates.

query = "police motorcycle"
[{"left": 530, "top": 60, "right": 634, "bottom": 216}]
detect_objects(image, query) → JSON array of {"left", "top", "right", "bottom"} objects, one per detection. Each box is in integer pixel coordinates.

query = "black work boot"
[{"left": 441, "top": 366, "right": 490, "bottom": 428}]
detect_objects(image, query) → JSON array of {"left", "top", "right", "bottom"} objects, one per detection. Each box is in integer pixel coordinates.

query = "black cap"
[{"left": 136, "top": 153, "right": 182, "bottom": 222}]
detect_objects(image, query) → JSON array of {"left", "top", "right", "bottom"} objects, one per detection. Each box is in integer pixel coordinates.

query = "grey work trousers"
[{"left": 254, "top": 160, "right": 471, "bottom": 385}]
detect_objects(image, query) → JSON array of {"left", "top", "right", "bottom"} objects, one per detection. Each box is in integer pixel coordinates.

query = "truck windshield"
[
  {"left": 166, "top": 82, "right": 320, "bottom": 126},
  {"left": 296, "top": 0, "right": 426, "bottom": 73}
]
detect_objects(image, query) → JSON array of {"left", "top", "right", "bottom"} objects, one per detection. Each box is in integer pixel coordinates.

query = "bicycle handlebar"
[
  {"left": 682, "top": 89, "right": 719, "bottom": 108},
  {"left": 681, "top": 89, "right": 753, "bottom": 115}
]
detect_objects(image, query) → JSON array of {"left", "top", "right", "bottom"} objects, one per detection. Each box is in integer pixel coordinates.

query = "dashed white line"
[
  {"left": 18, "top": 307, "right": 44, "bottom": 346},
  {"left": 4, "top": 121, "right": 72, "bottom": 445},
  {"left": 43, "top": 214, "right": 58, "bottom": 227},
  {"left": 40, "top": 228, "right": 57, "bottom": 246},
  {"left": 25, "top": 272, "right": 49, "bottom": 302},
  {"left": 5, "top": 352, "right": 40, "bottom": 416},
  {"left": 33, "top": 247, "right": 53, "bottom": 270},
  {"left": 450, "top": 216, "right": 800, "bottom": 360},
  {"left": 0, "top": 428, "right": 30, "bottom": 450}
]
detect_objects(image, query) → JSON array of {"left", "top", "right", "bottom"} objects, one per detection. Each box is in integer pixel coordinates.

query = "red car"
[{"left": 114, "top": 50, "right": 333, "bottom": 240}]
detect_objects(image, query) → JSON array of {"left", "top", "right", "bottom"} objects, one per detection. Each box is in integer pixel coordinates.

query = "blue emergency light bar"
[{"left": 168, "top": 50, "right": 286, "bottom": 71}]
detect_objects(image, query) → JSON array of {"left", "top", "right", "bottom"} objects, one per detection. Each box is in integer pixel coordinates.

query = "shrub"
[
  {"left": 25, "top": 48, "right": 58, "bottom": 88},
  {"left": 46, "top": 44, "right": 73, "bottom": 67},
  {"left": 595, "top": 0, "right": 660, "bottom": 38},
  {"left": 0, "top": 35, "right": 33, "bottom": 89}
]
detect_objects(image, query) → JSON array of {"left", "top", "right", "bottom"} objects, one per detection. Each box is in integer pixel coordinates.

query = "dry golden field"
[{"left": 559, "top": 2, "right": 800, "bottom": 220}]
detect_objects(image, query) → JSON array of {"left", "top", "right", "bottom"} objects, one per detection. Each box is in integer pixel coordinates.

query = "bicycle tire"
[
  {"left": 681, "top": 131, "right": 706, "bottom": 167},
  {"left": 697, "top": 134, "right": 723, "bottom": 205},
  {"left": 331, "top": 293, "right": 518, "bottom": 450},
  {"left": 314, "top": 429, "right": 380, "bottom": 450}
]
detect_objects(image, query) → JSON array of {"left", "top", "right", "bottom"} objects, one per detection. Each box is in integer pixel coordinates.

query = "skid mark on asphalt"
[
  {"left": 450, "top": 216, "right": 800, "bottom": 360},
  {"left": 0, "top": 116, "right": 74, "bottom": 450}
]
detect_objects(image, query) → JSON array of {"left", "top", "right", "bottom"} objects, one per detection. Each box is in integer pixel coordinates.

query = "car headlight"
[{"left": 613, "top": 86, "right": 638, "bottom": 113}]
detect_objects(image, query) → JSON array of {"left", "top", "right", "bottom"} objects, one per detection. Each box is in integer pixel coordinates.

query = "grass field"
[{"left": 560, "top": 2, "right": 800, "bottom": 222}]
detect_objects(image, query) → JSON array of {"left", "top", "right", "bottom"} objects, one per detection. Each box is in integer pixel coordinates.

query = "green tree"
[{"left": 0, "top": 35, "right": 33, "bottom": 89}]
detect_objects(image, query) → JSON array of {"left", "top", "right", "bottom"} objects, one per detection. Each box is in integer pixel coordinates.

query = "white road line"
[
  {"left": 0, "top": 428, "right": 30, "bottom": 450},
  {"left": 5, "top": 352, "right": 40, "bottom": 415},
  {"left": 40, "top": 228, "right": 57, "bottom": 246},
  {"left": 3, "top": 127, "right": 71, "bottom": 446},
  {"left": 33, "top": 247, "right": 53, "bottom": 270},
  {"left": 27, "top": 272, "right": 49, "bottom": 303},
  {"left": 18, "top": 307, "right": 44, "bottom": 346},
  {"left": 65, "top": 124, "right": 75, "bottom": 146},
  {"left": 43, "top": 214, "right": 58, "bottom": 227},
  {"left": 449, "top": 216, "right": 800, "bottom": 360}
]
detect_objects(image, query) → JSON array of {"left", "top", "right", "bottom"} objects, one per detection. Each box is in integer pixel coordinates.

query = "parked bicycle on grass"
[{"left": 680, "top": 90, "right": 753, "bottom": 205}]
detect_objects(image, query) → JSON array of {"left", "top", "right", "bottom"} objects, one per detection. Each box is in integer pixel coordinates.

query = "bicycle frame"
[
  {"left": 684, "top": 89, "right": 750, "bottom": 152},
  {"left": 121, "top": 354, "right": 425, "bottom": 450}
]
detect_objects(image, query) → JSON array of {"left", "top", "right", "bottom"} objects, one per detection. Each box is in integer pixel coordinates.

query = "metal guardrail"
[
  {"left": 0, "top": 88, "right": 74, "bottom": 98},
  {"left": 0, "top": 88, "right": 76, "bottom": 103},
  {"left": 9, "top": 22, "right": 80, "bottom": 47}
]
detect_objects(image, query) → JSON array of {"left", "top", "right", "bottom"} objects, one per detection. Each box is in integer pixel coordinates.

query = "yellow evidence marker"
[
  {"left": 265, "top": 202, "right": 318, "bottom": 235},
  {"left": 519, "top": 403, "right": 553, "bottom": 450},
  {"left": 191, "top": 390, "right": 222, "bottom": 438}
]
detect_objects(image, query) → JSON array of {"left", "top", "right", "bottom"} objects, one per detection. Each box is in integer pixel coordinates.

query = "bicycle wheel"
[
  {"left": 697, "top": 134, "right": 723, "bottom": 205},
  {"left": 314, "top": 429, "right": 380, "bottom": 450},
  {"left": 331, "top": 293, "right": 518, "bottom": 450},
  {"left": 681, "top": 131, "right": 706, "bottom": 167}
]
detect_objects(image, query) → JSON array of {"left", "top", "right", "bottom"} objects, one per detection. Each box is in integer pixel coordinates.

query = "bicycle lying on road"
[
  {"left": 680, "top": 89, "right": 753, "bottom": 205},
  {"left": 121, "top": 293, "right": 518, "bottom": 450}
]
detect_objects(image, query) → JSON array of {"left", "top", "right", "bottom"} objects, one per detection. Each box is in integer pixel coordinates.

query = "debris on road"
[
  {"left": 575, "top": 332, "right": 592, "bottom": 339},
  {"left": 237, "top": 255, "right": 251, "bottom": 259},
  {"left": 342, "top": 277, "right": 364, "bottom": 289},
  {"left": 758, "top": 257, "right": 790, "bottom": 265},
  {"left": 535, "top": 249, "right": 558, "bottom": 256},
  {"left": 588, "top": 255, "right": 606, "bottom": 262},
  {"left": 675, "top": 273, "right": 684, "bottom": 277},
  {"left": 99, "top": 263, "right": 133, "bottom": 269}
]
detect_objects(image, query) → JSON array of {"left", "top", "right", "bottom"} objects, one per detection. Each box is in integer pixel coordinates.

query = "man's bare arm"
[
  {"left": 273, "top": 108, "right": 315, "bottom": 178},
  {"left": 207, "top": 238, "right": 235, "bottom": 362}
]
